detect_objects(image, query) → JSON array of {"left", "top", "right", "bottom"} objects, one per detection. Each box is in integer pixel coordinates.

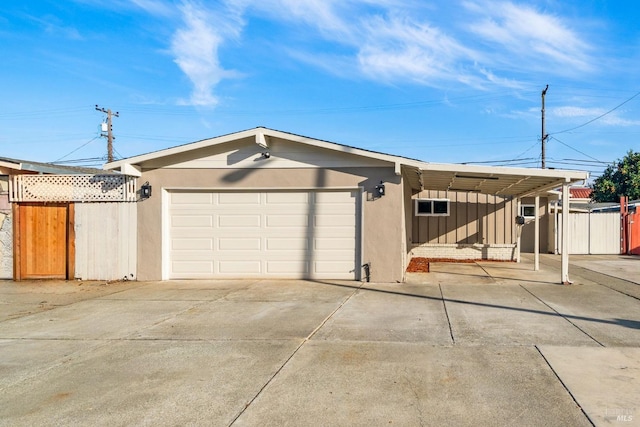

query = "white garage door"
[{"left": 167, "top": 190, "right": 360, "bottom": 279}]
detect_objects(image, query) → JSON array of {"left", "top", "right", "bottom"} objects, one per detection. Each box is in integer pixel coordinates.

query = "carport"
[{"left": 412, "top": 162, "right": 589, "bottom": 284}]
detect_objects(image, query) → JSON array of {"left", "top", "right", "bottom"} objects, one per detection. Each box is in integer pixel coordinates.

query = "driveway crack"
[{"left": 439, "top": 284, "right": 455, "bottom": 344}]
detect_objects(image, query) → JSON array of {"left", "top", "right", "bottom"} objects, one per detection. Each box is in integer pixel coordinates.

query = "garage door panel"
[
  {"left": 314, "top": 214, "right": 356, "bottom": 227},
  {"left": 314, "top": 261, "right": 355, "bottom": 274},
  {"left": 172, "top": 261, "right": 214, "bottom": 274},
  {"left": 172, "top": 215, "right": 213, "bottom": 228},
  {"left": 172, "top": 238, "right": 213, "bottom": 250},
  {"left": 266, "top": 215, "right": 308, "bottom": 227},
  {"left": 219, "top": 260, "right": 261, "bottom": 274},
  {"left": 171, "top": 192, "right": 213, "bottom": 205},
  {"left": 314, "top": 238, "right": 355, "bottom": 250},
  {"left": 266, "top": 261, "right": 309, "bottom": 274},
  {"left": 168, "top": 190, "right": 359, "bottom": 279},
  {"left": 218, "top": 238, "right": 261, "bottom": 250},
  {"left": 266, "top": 192, "right": 309, "bottom": 204},
  {"left": 218, "top": 193, "right": 261, "bottom": 205},
  {"left": 266, "top": 238, "right": 308, "bottom": 250},
  {"left": 218, "top": 215, "right": 261, "bottom": 228}
]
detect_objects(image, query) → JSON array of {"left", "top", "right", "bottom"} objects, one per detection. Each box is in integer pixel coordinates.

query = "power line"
[
  {"left": 53, "top": 136, "right": 100, "bottom": 162},
  {"left": 549, "top": 136, "right": 604, "bottom": 163},
  {"left": 53, "top": 157, "right": 105, "bottom": 165},
  {"left": 550, "top": 89, "right": 640, "bottom": 135}
]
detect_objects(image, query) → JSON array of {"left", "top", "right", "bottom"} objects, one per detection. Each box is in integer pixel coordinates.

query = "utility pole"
[
  {"left": 95, "top": 105, "right": 119, "bottom": 162},
  {"left": 541, "top": 85, "right": 549, "bottom": 169}
]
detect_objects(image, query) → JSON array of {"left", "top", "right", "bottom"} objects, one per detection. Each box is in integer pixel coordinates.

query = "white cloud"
[
  {"left": 130, "top": 0, "right": 174, "bottom": 16},
  {"left": 170, "top": 1, "right": 243, "bottom": 106},
  {"left": 356, "top": 14, "right": 475, "bottom": 85},
  {"left": 552, "top": 106, "right": 640, "bottom": 126},
  {"left": 166, "top": 0, "right": 597, "bottom": 97},
  {"left": 466, "top": 1, "right": 592, "bottom": 74}
]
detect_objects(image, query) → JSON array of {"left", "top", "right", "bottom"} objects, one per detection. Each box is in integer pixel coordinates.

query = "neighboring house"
[
  {"left": 1, "top": 157, "right": 136, "bottom": 281},
  {"left": 104, "top": 127, "right": 588, "bottom": 283}
]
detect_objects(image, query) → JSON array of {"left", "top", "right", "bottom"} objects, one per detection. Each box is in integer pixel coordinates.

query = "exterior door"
[{"left": 14, "top": 203, "right": 74, "bottom": 280}]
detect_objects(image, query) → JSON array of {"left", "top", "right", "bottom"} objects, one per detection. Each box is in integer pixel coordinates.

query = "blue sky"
[{"left": 2, "top": 1, "right": 640, "bottom": 178}]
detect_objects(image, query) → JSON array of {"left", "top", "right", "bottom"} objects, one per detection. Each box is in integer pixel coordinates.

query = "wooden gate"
[{"left": 13, "top": 203, "right": 74, "bottom": 280}]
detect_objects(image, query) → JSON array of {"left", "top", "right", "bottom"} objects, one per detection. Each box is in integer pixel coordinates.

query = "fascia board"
[
  {"left": 104, "top": 127, "right": 426, "bottom": 171},
  {"left": 104, "top": 128, "right": 260, "bottom": 170},
  {"left": 263, "top": 128, "right": 424, "bottom": 168},
  {"left": 421, "top": 162, "right": 589, "bottom": 181},
  {"left": 0, "top": 160, "right": 21, "bottom": 170}
]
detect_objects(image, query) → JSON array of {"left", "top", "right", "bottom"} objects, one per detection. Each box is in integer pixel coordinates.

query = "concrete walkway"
[{"left": 0, "top": 255, "right": 638, "bottom": 426}]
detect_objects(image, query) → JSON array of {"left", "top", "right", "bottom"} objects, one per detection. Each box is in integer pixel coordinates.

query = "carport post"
[
  {"left": 516, "top": 198, "right": 521, "bottom": 263},
  {"left": 534, "top": 195, "right": 540, "bottom": 271},
  {"left": 561, "top": 180, "right": 570, "bottom": 284}
]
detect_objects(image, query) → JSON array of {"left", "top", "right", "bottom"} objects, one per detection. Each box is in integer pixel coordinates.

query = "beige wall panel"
[
  {"left": 467, "top": 193, "right": 478, "bottom": 244},
  {"left": 495, "top": 197, "right": 506, "bottom": 243},
  {"left": 456, "top": 192, "right": 468, "bottom": 243},
  {"left": 412, "top": 191, "right": 518, "bottom": 247}
]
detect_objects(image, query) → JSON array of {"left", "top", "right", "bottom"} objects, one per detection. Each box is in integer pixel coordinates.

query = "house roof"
[
  {"left": 104, "top": 127, "right": 589, "bottom": 198},
  {"left": 569, "top": 187, "right": 592, "bottom": 199},
  {"left": 0, "top": 157, "right": 107, "bottom": 175}
]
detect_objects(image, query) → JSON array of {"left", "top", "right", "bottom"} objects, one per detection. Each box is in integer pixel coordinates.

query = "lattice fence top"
[{"left": 11, "top": 174, "right": 137, "bottom": 202}]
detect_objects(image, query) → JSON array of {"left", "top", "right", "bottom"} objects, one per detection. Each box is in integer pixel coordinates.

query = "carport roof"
[
  {"left": 415, "top": 163, "right": 588, "bottom": 198},
  {"left": 104, "top": 127, "right": 588, "bottom": 198}
]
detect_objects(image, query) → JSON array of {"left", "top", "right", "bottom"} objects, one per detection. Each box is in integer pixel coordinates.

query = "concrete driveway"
[{"left": 0, "top": 255, "right": 639, "bottom": 426}]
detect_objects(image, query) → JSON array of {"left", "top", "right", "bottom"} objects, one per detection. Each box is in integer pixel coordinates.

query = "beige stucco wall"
[{"left": 136, "top": 167, "right": 405, "bottom": 283}]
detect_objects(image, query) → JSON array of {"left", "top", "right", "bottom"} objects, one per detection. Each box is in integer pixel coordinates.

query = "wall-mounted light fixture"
[
  {"left": 375, "top": 181, "right": 385, "bottom": 198},
  {"left": 261, "top": 151, "right": 271, "bottom": 159},
  {"left": 141, "top": 181, "right": 152, "bottom": 199}
]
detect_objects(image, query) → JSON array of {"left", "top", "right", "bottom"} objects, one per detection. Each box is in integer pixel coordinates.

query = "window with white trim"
[
  {"left": 415, "top": 198, "right": 450, "bottom": 216},
  {"left": 520, "top": 204, "right": 536, "bottom": 218}
]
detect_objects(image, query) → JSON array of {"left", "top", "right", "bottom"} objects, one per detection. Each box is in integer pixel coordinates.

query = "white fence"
[
  {"left": 556, "top": 212, "right": 620, "bottom": 254},
  {"left": 11, "top": 174, "right": 137, "bottom": 202},
  {"left": 74, "top": 202, "right": 137, "bottom": 280}
]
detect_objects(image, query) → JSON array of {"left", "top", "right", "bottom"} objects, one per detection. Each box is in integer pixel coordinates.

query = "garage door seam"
[{"left": 227, "top": 282, "right": 364, "bottom": 426}]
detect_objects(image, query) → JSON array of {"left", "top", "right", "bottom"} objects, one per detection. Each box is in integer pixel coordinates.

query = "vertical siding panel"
[
  {"left": 467, "top": 193, "right": 478, "bottom": 244},
  {"left": 477, "top": 193, "right": 485, "bottom": 244},
  {"left": 496, "top": 196, "right": 506, "bottom": 244},
  {"left": 437, "top": 190, "right": 446, "bottom": 243},
  {"left": 485, "top": 194, "right": 491, "bottom": 244},
  {"left": 445, "top": 191, "right": 456, "bottom": 243},
  {"left": 513, "top": 197, "right": 519, "bottom": 243},
  {"left": 456, "top": 192, "right": 466, "bottom": 244},
  {"left": 427, "top": 190, "right": 437, "bottom": 243}
]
